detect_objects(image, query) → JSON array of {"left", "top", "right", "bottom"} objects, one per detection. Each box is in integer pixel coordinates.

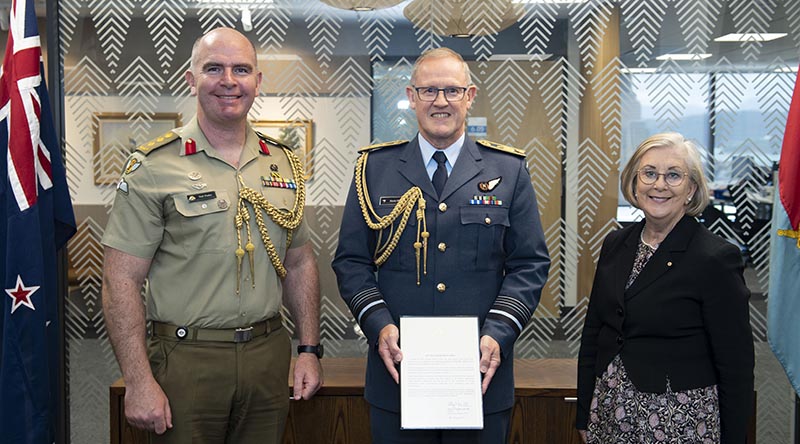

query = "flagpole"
[
  {"left": 46, "top": 0, "right": 69, "bottom": 442},
  {"left": 790, "top": 393, "right": 799, "bottom": 444}
]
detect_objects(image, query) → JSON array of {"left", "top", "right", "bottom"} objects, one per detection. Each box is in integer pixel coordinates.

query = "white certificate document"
[{"left": 400, "top": 316, "right": 483, "bottom": 430}]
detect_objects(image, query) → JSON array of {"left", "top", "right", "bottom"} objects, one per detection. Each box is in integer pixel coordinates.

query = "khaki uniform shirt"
[{"left": 102, "top": 117, "right": 308, "bottom": 328}]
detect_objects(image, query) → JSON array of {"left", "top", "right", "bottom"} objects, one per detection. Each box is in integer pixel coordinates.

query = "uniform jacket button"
[
  {"left": 616, "top": 335, "right": 624, "bottom": 345},
  {"left": 438, "top": 202, "right": 447, "bottom": 212},
  {"left": 436, "top": 283, "right": 446, "bottom": 292},
  {"left": 616, "top": 307, "right": 624, "bottom": 316},
  {"left": 438, "top": 242, "right": 446, "bottom": 252}
]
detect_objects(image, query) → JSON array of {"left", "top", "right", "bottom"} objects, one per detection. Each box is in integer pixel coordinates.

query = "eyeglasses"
[
  {"left": 412, "top": 86, "right": 469, "bottom": 102},
  {"left": 637, "top": 168, "right": 688, "bottom": 187}
]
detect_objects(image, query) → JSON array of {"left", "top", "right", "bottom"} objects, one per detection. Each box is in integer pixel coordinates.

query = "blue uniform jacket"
[{"left": 332, "top": 136, "right": 551, "bottom": 413}]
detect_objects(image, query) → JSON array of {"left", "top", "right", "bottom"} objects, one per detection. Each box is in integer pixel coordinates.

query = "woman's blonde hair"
[{"left": 620, "top": 132, "right": 709, "bottom": 217}]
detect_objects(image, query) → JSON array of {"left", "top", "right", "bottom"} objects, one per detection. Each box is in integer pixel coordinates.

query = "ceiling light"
[
  {"left": 621, "top": 67, "right": 658, "bottom": 74},
  {"left": 319, "top": 0, "right": 404, "bottom": 10},
  {"left": 714, "top": 33, "right": 787, "bottom": 42},
  {"left": 655, "top": 53, "right": 712, "bottom": 61},
  {"left": 511, "top": 0, "right": 588, "bottom": 3},
  {"left": 404, "top": 0, "right": 524, "bottom": 38},
  {"left": 488, "top": 54, "right": 552, "bottom": 61}
]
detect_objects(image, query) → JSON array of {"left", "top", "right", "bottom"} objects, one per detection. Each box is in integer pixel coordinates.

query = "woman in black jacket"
[{"left": 576, "top": 133, "right": 754, "bottom": 443}]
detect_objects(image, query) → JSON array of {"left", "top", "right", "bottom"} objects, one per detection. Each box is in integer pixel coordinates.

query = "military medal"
[
  {"left": 261, "top": 172, "right": 297, "bottom": 189},
  {"left": 469, "top": 195, "right": 503, "bottom": 206},
  {"left": 188, "top": 171, "right": 202, "bottom": 181}
]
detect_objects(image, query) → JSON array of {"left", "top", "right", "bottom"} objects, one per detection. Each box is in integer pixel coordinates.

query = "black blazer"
[{"left": 576, "top": 216, "right": 754, "bottom": 443}]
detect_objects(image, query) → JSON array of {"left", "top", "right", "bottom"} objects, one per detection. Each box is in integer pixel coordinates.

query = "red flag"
[{"left": 780, "top": 68, "right": 800, "bottom": 231}]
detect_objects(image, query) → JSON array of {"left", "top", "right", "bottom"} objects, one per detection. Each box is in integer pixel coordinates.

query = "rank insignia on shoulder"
[
  {"left": 136, "top": 131, "right": 179, "bottom": 155},
  {"left": 357, "top": 139, "right": 409, "bottom": 153},
  {"left": 476, "top": 139, "right": 526, "bottom": 157},
  {"left": 478, "top": 177, "right": 501, "bottom": 192}
]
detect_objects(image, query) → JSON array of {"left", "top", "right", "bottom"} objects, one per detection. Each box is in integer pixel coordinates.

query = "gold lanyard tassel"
[
  {"left": 355, "top": 152, "right": 429, "bottom": 286},
  {"left": 234, "top": 147, "right": 306, "bottom": 286}
]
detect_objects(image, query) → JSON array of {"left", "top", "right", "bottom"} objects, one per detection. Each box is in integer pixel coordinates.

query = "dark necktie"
[{"left": 432, "top": 151, "right": 448, "bottom": 196}]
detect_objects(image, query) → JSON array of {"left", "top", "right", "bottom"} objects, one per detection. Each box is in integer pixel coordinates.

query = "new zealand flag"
[{"left": 1, "top": 0, "right": 76, "bottom": 442}]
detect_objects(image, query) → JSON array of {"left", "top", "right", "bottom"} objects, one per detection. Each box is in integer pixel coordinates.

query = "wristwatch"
[{"left": 297, "top": 344, "right": 324, "bottom": 359}]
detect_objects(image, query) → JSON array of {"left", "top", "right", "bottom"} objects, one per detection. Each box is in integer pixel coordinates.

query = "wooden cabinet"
[{"left": 111, "top": 358, "right": 753, "bottom": 443}]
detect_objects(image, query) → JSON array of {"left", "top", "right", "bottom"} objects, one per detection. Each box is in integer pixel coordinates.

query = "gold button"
[
  {"left": 438, "top": 242, "right": 446, "bottom": 252},
  {"left": 484, "top": 217, "right": 491, "bottom": 224},
  {"left": 667, "top": 261, "right": 673, "bottom": 267},
  {"left": 436, "top": 283, "right": 446, "bottom": 292},
  {"left": 438, "top": 202, "right": 448, "bottom": 212}
]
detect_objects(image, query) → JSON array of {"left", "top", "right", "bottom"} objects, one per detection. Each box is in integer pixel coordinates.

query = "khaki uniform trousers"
[{"left": 146, "top": 325, "right": 291, "bottom": 444}]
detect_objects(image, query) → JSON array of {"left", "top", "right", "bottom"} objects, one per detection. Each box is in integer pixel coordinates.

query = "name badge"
[
  {"left": 187, "top": 191, "right": 217, "bottom": 202},
  {"left": 380, "top": 196, "right": 401, "bottom": 205}
]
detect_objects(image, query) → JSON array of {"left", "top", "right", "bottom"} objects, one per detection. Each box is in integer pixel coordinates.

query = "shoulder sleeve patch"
[
  {"left": 136, "top": 131, "right": 180, "bottom": 155},
  {"left": 476, "top": 139, "right": 526, "bottom": 157},
  {"left": 357, "top": 139, "right": 409, "bottom": 153},
  {"left": 255, "top": 131, "right": 293, "bottom": 151}
]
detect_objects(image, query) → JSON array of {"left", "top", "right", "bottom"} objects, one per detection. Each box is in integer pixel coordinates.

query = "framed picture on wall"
[
  {"left": 252, "top": 119, "right": 314, "bottom": 180},
  {"left": 93, "top": 112, "right": 182, "bottom": 185}
]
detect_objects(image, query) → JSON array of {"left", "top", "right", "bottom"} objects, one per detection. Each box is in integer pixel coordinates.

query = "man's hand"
[
  {"left": 124, "top": 377, "right": 172, "bottom": 434},
  {"left": 377, "top": 324, "right": 402, "bottom": 384},
  {"left": 479, "top": 335, "right": 502, "bottom": 394},
  {"left": 292, "top": 353, "right": 323, "bottom": 400},
  {"left": 578, "top": 429, "right": 587, "bottom": 443}
]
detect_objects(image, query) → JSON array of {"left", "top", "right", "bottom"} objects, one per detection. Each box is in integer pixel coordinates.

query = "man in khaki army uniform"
[
  {"left": 333, "top": 48, "right": 550, "bottom": 443},
  {"left": 101, "top": 28, "right": 322, "bottom": 443}
]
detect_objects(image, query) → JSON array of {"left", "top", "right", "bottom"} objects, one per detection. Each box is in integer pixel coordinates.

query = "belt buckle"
[{"left": 234, "top": 326, "right": 254, "bottom": 343}]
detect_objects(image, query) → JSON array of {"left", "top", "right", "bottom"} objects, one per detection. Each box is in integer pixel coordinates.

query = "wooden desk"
[
  {"left": 111, "top": 358, "right": 580, "bottom": 444},
  {"left": 110, "top": 358, "right": 755, "bottom": 443}
]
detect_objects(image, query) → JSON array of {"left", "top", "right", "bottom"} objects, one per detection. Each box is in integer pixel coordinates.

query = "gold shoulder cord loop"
[
  {"left": 234, "top": 146, "right": 305, "bottom": 293},
  {"left": 355, "top": 152, "right": 429, "bottom": 285}
]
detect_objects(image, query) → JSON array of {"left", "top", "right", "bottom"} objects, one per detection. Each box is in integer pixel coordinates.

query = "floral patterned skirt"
[{"left": 587, "top": 355, "right": 721, "bottom": 444}]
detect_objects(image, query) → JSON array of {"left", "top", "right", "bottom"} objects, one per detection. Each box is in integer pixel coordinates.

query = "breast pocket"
[
  {"left": 458, "top": 206, "right": 510, "bottom": 271},
  {"left": 172, "top": 190, "right": 232, "bottom": 254}
]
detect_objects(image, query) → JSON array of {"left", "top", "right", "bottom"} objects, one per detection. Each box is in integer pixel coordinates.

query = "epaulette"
[
  {"left": 357, "top": 139, "right": 409, "bottom": 153},
  {"left": 136, "top": 131, "right": 180, "bottom": 155},
  {"left": 255, "top": 131, "right": 293, "bottom": 151},
  {"left": 476, "top": 139, "right": 526, "bottom": 157}
]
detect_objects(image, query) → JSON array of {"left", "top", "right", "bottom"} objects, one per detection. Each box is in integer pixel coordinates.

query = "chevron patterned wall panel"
[{"left": 56, "top": 1, "right": 795, "bottom": 442}]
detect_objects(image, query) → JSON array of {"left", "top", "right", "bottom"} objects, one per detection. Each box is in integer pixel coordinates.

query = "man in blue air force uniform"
[{"left": 332, "top": 47, "right": 551, "bottom": 444}]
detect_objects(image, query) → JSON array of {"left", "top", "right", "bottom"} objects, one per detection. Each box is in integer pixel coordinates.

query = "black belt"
[{"left": 150, "top": 315, "right": 283, "bottom": 343}]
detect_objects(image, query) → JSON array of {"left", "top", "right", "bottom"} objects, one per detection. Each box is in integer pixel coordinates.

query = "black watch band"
[{"left": 297, "top": 344, "right": 323, "bottom": 359}]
